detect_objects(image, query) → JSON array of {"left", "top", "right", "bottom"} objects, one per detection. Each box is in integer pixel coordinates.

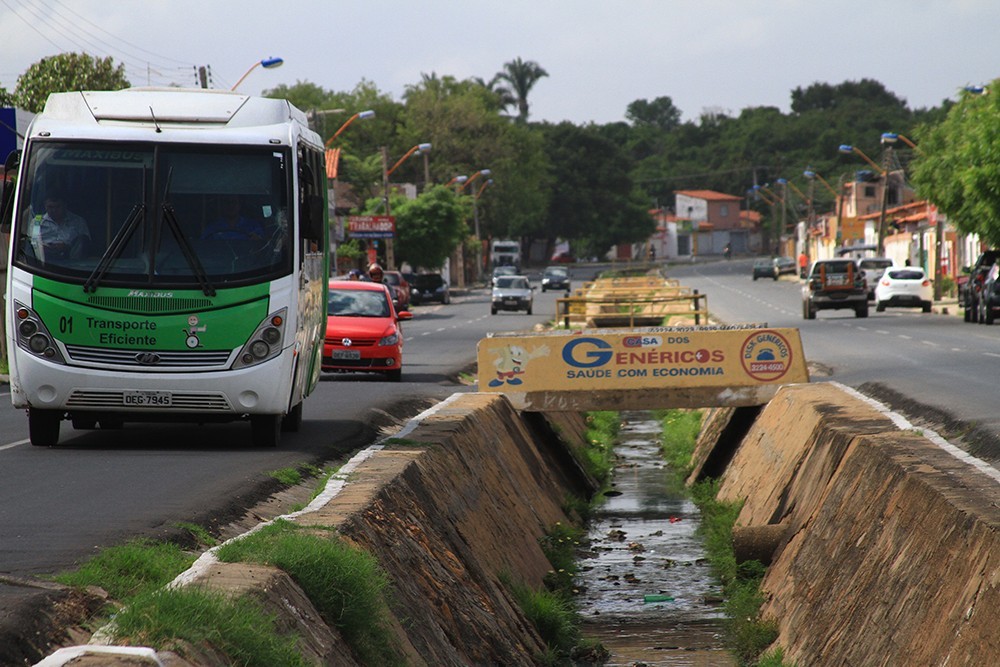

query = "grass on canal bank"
[{"left": 657, "top": 408, "right": 791, "bottom": 667}]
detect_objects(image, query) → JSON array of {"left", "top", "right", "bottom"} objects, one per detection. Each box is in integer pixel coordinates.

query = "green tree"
[
  {"left": 626, "top": 96, "right": 682, "bottom": 132},
  {"left": 540, "top": 122, "right": 653, "bottom": 258},
  {"left": 910, "top": 81, "right": 1000, "bottom": 244},
  {"left": 399, "top": 74, "right": 548, "bottom": 241},
  {"left": 14, "top": 53, "right": 129, "bottom": 112},
  {"left": 373, "top": 186, "right": 467, "bottom": 270},
  {"left": 492, "top": 57, "right": 548, "bottom": 123}
]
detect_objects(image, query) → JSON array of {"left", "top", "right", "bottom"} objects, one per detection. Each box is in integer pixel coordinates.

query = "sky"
[{"left": 1, "top": 0, "right": 998, "bottom": 126}]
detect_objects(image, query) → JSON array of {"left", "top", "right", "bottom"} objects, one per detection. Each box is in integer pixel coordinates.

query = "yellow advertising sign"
[{"left": 478, "top": 326, "right": 808, "bottom": 407}]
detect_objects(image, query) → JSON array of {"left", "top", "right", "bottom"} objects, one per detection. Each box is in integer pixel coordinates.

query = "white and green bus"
[{"left": 0, "top": 88, "right": 329, "bottom": 447}]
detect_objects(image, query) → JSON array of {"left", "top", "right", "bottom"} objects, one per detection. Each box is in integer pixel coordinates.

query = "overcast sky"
[{"left": 1, "top": 0, "right": 997, "bottom": 125}]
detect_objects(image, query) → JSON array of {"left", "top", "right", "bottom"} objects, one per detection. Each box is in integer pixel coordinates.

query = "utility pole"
[{"left": 382, "top": 146, "right": 395, "bottom": 270}]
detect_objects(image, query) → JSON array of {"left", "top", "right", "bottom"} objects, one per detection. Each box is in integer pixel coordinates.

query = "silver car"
[{"left": 491, "top": 275, "right": 534, "bottom": 314}]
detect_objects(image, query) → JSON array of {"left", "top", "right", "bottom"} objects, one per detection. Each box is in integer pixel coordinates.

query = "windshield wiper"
[
  {"left": 160, "top": 203, "right": 216, "bottom": 297},
  {"left": 83, "top": 203, "right": 145, "bottom": 293}
]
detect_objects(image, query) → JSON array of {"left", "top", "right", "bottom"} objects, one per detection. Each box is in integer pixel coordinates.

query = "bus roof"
[{"left": 29, "top": 88, "right": 317, "bottom": 145}]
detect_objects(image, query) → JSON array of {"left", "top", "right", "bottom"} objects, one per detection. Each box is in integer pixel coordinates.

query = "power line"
[{"left": 2, "top": 0, "right": 198, "bottom": 88}]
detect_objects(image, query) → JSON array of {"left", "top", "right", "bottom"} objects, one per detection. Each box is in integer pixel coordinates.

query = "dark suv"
[
  {"left": 410, "top": 273, "right": 450, "bottom": 305},
  {"left": 802, "top": 259, "right": 868, "bottom": 319},
  {"left": 961, "top": 250, "right": 1000, "bottom": 322}
]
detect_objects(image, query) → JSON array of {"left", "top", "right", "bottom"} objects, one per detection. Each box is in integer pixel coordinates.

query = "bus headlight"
[
  {"left": 28, "top": 334, "right": 49, "bottom": 353},
  {"left": 13, "top": 301, "right": 66, "bottom": 364},
  {"left": 232, "top": 308, "right": 287, "bottom": 370}
]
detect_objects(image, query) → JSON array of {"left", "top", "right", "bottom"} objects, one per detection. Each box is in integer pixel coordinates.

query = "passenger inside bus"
[
  {"left": 201, "top": 195, "right": 265, "bottom": 240},
  {"left": 28, "top": 189, "right": 91, "bottom": 262}
]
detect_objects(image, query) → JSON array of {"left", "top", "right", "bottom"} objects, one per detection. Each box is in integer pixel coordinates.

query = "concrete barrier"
[
  {"left": 696, "top": 381, "right": 1000, "bottom": 665},
  {"left": 41, "top": 393, "right": 598, "bottom": 666}
]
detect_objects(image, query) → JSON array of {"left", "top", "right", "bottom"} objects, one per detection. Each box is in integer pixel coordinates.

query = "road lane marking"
[{"left": 1, "top": 439, "right": 29, "bottom": 451}]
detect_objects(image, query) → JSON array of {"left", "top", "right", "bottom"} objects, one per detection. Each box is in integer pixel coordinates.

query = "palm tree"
[
  {"left": 492, "top": 57, "right": 548, "bottom": 123},
  {"left": 472, "top": 76, "right": 517, "bottom": 114}
]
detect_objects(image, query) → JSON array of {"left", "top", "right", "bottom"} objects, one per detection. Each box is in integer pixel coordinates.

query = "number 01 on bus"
[{"left": 0, "top": 88, "right": 330, "bottom": 447}]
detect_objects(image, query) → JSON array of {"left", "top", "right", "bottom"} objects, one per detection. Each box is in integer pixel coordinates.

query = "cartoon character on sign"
[{"left": 488, "top": 343, "right": 549, "bottom": 387}]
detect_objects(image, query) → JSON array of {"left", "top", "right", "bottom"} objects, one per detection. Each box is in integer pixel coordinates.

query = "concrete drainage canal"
[{"left": 578, "top": 412, "right": 735, "bottom": 666}]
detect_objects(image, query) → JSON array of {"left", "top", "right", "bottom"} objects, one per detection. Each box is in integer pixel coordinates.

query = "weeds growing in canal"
[
  {"left": 659, "top": 411, "right": 787, "bottom": 666},
  {"left": 51, "top": 519, "right": 402, "bottom": 665},
  {"left": 53, "top": 538, "right": 195, "bottom": 601},
  {"left": 583, "top": 410, "right": 620, "bottom": 485},
  {"left": 216, "top": 519, "right": 402, "bottom": 665}
]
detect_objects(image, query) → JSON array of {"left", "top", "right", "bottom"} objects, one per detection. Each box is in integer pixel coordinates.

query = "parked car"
[
  {"left": 858, "top": 257, "right": 894, "bottom": 300},
  {"left": 802, "top": 258, "right": 868, "bottom": 319},
  {"left": 977, "top": 263, "right": 1000, "bottom": 324},
  {"left": 491, "top": 265, "right": 518, "bottom": 286},
  {"left": 752, "top": 258, "right": 778, "bottom": 281},
  {"left": 383, "top": 270, "right": 410, "bottom": 311},
  {"left": 874, "top": 267, "right": 933, "bottom": 313},
  {"left": 551, "top": 251, "right": 574, "bottom": 263},
  {"left": 491, "top": 275, "right": 534, "bottom": 314},
  {"left": 773, "top": 256, "right": 798, "bottom": 277},
  {"left": 541, "top": 266, "right": 570, "bottom": 292},
  {"left": 323, "top": 280, "right": 412, "bottom": 382},
  {"left": 410, "top": 272, "right": 450, "bottom": 305},
  {"left": 961, "top": 250, "right": 1000, "bottom": 322}
]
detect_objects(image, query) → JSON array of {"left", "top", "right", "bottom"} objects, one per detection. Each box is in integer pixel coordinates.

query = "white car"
[
  {"left": 874, "top": 266, "right": 933, "bottom": 313},
  {"left": 491, "top": 275, "right": 534, "bottom": 314}
]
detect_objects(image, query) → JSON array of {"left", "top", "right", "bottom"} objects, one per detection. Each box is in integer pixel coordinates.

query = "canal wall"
[
  {"left": 39, "top": 393, "right": 599, "bottom": 666},
  {"left": 695, "top": 382, "right": 1000, "bottom": 666}
]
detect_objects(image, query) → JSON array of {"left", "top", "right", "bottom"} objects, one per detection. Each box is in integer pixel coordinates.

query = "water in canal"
[{"left": 577, "top": 412, "right": 734, "bottom": 666}]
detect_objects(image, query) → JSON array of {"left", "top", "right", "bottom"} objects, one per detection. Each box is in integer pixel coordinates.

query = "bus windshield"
[{"left": 12, "top": 141, "right": 292, "bottom": 289}]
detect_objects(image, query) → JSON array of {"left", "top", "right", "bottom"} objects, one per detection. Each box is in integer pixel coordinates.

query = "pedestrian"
[{"left": 798, "top": 251, "right": 809, "bottom": 278}]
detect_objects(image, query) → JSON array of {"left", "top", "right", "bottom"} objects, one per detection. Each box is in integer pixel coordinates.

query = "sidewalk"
[{"left": 932, "top": 296, "right": 960, "bottom": 317}]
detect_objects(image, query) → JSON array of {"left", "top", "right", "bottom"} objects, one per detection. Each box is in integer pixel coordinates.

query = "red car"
[{"left": 323, "top": 280, "right": 412, "bottom": 381}]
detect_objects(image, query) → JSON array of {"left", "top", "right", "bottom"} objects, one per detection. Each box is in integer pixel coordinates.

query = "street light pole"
[
  {"left": 383, "top": 143, "right": 432, "bottom": 270},
  {"left": 230, "top": 57, "right": 283, "bottom": 91},
  {"left": 325, "top": 110, "right": 375, "bottom": 147},
  {"left": 839, "top": 143, "right": 888, "bottom": 254}
]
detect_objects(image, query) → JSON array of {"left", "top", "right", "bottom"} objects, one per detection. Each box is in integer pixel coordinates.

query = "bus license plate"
[
  {"left": 331, "top": 350, "right": 361, "bottom": 360},
  {"left": 123, "top": 390, "right": 172, "bottom": 407}
]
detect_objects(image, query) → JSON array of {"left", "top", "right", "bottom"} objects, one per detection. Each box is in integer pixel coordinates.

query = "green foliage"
[
  {"left": 114, "top": 588, "right": 308, "bottom": 667},
  {"left": 539, "top": 521, "right": 585, "bottom": 592},
  {"left": 379, "top": 185, "right": 468, "bottom": 270},
  {"left": 268, "top": 467, "right": 302, "bottom": 486},
  {"left": 657, "top": 409, "right": 703, "bottom": 478},
  {"left": 582, "top": 411, "right": 620, "bottom": 485},
  {"left": 910, "top": 80, "right": 1000, "bottom": 244},
  {"left": 53, "top": 539, "right": 194, "bottom": 600},
  {"left": 216, "top": 520, "right": 400, "bottom": 665},
  {"left": 14, "top": 53, "right": 129, "bottom": 113},
  {"left": 540, "top": 122, "right": 654, "bottom": 258},
  {"left": 491, "top": 57, "right": 549, "bottom": 122}
]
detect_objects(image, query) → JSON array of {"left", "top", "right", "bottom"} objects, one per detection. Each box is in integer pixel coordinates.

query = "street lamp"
[
  {"left": 382, "top": 143, "right": 432, "bottom": 269},
  {"left": 461, "top": 169, "right": 492, "bottom": 191},
  {"left": 446, "top": 175, "right": 468, "bottom": 187},
  {"left": 881, "top": 131, "right": 924, "bottom": 155},
  {"left": 325, "top": 110, "right": 375, "bottom": 147},
  {"left": 472, "top": 178, "right": 493, "bottom": 240},
  {"left": 840, "top": 142, "right": 890, "bottom": 254},
  {"left": 230, "top": 57, "right": 283, "bottom": 91}
]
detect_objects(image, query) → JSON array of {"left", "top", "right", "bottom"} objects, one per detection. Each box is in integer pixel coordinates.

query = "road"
[
  {"left": 668, "top": 257, "right": 1000, "bottom": 461},
  {"left": 0, "top": 278, "right": 566, "bottom": 586}
]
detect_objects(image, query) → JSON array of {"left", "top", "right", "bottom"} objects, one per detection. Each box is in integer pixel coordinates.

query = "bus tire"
[
  {"left": 251, "top": 414, "right": 281, "bottom": 447},
  {"left": 281, "top": 401, "right": 303, "bottom": 432},
  {"left": 29, "top": 409, "right": 61, "bottom": 447}
]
